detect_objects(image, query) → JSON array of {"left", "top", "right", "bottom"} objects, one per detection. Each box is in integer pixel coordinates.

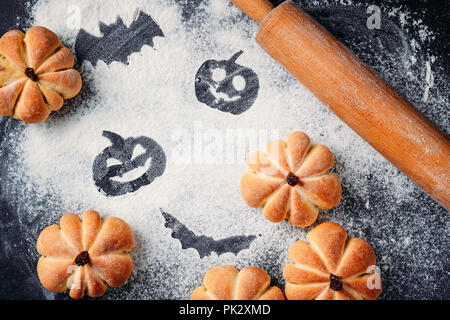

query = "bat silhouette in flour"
[
  {"left": 161, "top": 210, "right": 257, "bottom": 258},
  {"left": 75, "top": 11, "right": 164, "bottom": 65}
]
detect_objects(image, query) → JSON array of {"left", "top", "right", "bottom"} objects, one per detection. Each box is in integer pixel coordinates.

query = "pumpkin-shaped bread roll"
[
  {"left": 0, "top": 26, "right": 82, "bottom": 123},
  {"left": 36, "top": 210, "right": 135, "bottom": 299},
  {"left": 240, "top": 131, "right": 342, "bottom": 227},
  {"left": 191, "top": 265, "right": 285, "bottom": 300},
  {"left": 284, "top": 222, "right": 382, "bottom": 300}
]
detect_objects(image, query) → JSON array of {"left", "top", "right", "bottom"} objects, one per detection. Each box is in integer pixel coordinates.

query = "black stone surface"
[{"left": 0, "top": 0, "right": 448, "bottom": 300}]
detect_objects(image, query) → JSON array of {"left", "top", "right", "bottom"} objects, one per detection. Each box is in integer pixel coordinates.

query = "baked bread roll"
[
  {"left": 240, "top": 131, "right": 341, "bottom": 227},
  {"left": 36, "top": 210, "right": 135, "bottom": 299},
  {"left": 284, "top": 222, "right": 382, "bottom": 300},
  {"left": 191, "top": 265, "right": 285, "bottom": 300},
  {"left": 0, "top": 26, "right": 82, "bottom": 123}
]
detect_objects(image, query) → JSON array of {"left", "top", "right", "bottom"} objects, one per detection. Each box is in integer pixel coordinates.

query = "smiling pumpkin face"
[
  {"left": 195, "top": 50, "right": 260, "bottom": 115},
  {"left": 93, "top": 130, "right": 166, "bottom": 197}
]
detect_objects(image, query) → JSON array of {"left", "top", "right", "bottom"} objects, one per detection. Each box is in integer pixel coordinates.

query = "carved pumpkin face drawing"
[
  {"left": 195, "top": 50, "right": 259, "bottom": 115},
  {"left": 93, "top": 131, "right": 166, "bottom": 197}
]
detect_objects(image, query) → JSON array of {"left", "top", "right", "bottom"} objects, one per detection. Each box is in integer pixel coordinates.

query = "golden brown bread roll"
[
  {"left": 283, "top": 222, "right": 382, "bottom": 300},
  {"left": 36, "top": 210, "right": 135, "bottom": 299},
  {"left": 191, "top": 265, "right": 285, "bottom": 300},
  {"left": 240, "top": 131, "right": 342, "bottom": 227},
  {"left": 0, "top": 26, "right": 82, "bottom": 123}
]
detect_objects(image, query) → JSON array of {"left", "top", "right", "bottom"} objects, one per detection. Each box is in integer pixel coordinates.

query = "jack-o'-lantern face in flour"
[
  {"left": 195, "top": 50, "right": 260, "bottom": 115},
  {"left": 93, "top": 131, "right": 166, "bottom": 197}
]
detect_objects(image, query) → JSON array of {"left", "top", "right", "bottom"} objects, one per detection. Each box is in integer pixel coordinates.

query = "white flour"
[{"left": 3, "top": 0, "right": 446, "bottom": 299}]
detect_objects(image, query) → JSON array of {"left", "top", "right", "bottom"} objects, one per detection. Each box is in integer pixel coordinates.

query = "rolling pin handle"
[{"left": 231, "top": 0, "right": 274, "bottom": 23}]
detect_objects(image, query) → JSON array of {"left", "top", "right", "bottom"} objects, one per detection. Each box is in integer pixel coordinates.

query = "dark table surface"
[{"left": 0, "top": 0, "right": 449, "bottom": 300}]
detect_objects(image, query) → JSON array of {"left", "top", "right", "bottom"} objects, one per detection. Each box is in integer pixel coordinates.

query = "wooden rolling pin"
[{"left": 231, "top": 0, "right": 450, "bottom": 210}]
